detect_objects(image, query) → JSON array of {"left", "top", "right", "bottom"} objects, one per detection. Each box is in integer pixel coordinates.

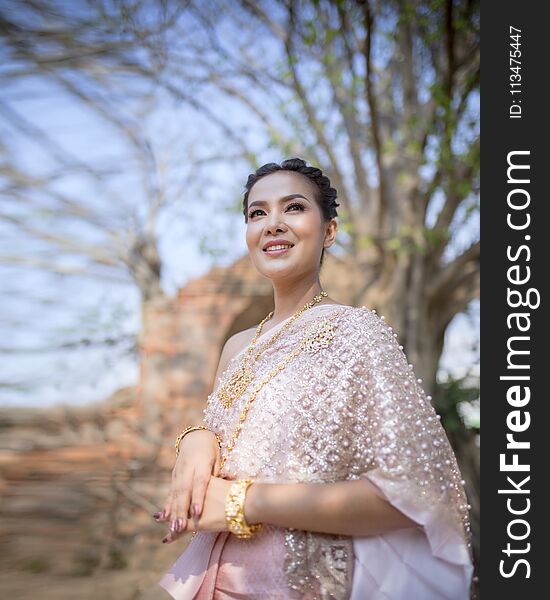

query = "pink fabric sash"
[
  {"left": 159, "top": 526, "right": 473, "bottom": 600},
  {"left": 159, "top": 531, "right": 229, "bottom": 599}
]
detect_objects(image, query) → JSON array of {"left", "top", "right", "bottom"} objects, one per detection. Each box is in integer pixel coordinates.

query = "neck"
[{"left": 270, "top": 277, "right": 326, "bottom": 322}]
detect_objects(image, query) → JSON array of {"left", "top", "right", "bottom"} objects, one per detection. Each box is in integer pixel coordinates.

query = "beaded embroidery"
[
  {"left": 302, "top": 317, "right": 337, "bottom": 354},
  {"left": 203, "top": 305, "right": 473, "bottom": 598}
]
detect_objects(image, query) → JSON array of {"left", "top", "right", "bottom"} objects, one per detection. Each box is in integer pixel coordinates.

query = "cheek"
[
  {"left": 295, "top": 212, "right": 324, "bottom": 240},
  {"left": 245, "top": 223, "right": 259, "bottom": 250}
]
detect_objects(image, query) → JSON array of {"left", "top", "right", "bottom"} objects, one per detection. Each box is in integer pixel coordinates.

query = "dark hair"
[{"left": 242, "top": 158, "right": 339, "bottom": 266}]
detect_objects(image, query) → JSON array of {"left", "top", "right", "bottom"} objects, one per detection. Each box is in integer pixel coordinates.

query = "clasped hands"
[
  {"left": 153, "top": 429, "right": 238, "bottom": 544},
  {"left": 154, "top": 429, "right": 420, "bottom": 543}
]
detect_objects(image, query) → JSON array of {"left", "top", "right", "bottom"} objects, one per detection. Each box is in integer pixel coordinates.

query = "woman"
[{"left": 156, "top": 158, "right": 474, "bottom": 599}]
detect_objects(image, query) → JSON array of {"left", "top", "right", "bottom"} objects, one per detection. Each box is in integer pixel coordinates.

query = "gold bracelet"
[
  {"left": 225, "top": 478, "right": 262, "bottom": 539},
  {"left": 175, "top": 425, "right": 222, "bottom": 457}
]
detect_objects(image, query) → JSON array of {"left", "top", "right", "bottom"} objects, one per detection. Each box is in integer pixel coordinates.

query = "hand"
[
  {"left": 154, "top": 429, "right": 221, "bottom": 539},
  {"left": 160, "top": 475, "right": 235, "bottom": 543}
]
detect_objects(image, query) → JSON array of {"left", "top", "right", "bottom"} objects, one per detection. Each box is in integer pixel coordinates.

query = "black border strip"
[{"left": 483, "top": 2, "right": 547, "bottom": 597}]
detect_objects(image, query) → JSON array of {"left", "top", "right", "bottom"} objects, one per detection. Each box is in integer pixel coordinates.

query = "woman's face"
[{"left": 245, "top": 171, "right": 336, "bottom": 281}]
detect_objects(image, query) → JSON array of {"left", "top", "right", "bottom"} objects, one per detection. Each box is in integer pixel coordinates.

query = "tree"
[
  {"left": 2, "top": 0, "right": 480, "bottom": 394},
  {"left": 0, "top": 0, "right": 193, "bottom": 435},
  {"left": 171, "top": 0, "right": 480, "bottom": 394},
  {"left": 0, "top": 0, "right": 185, "bottom": 301}
]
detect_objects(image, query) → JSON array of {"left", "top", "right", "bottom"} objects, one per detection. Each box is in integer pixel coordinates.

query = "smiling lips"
[{"left": 262, "top": 239, "right": 295, "bottom": 256}]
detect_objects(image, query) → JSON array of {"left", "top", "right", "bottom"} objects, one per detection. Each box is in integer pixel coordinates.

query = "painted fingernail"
[
  {"left": 162, "top": 537, "right": 169, "bottom": 544},
  {"left": 170, "top": 520, "right": 178, "bottom": 533},
  {"left": 177, "top": 517, "right": 184, "bottom": 531},
  {"left": 193, "top": 503, "right": 200, "bottom": 517},
  {"left": 153, "top": 511, "right": 162, "bottom": 519}
]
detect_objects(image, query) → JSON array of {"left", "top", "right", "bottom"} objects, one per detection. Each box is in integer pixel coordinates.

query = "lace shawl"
[{"left": 203, "top": 304, "right": 473, "bottom": 599}]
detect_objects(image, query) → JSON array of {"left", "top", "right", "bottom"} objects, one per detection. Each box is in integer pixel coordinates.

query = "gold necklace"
[
  {"left": 218, "top": 291, "right": 328, "bottom": 409},
  {"left": 219, "top": 307, "right": 342, "bottom": 472},
  {"left": 189, "top": 303, "right": 342, "bottom": 541}
]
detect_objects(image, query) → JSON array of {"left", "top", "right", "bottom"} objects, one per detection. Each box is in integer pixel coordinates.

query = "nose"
[{"left": 265, "top": 212, "right": 288, "bottom": 235}]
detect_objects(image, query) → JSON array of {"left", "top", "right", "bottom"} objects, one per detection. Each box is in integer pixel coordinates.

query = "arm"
[
  {"left": 245, "top": 477, "right": 418, "bottom": 537},
  {"left": 161, "top": 329, "right": 260, "bottom": 528},
  {"left": 157, "top": 333, "right": 248, "bottom": 536}
]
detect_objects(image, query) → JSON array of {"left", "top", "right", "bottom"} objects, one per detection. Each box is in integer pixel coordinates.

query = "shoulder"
[
  {"left": 332, "top": 305, "right": 401, "bottom": 353},
  {"left": 224, "top": 327, "right": 257, "bottom": 356},
  {"left": 328, "top": 308, "right": 416, "bottom": 395},
  {"left": 222, "top": 327, "right": 256, "bottom": 359},
  {"left": 215, "top": 326, "right": 256, "bottom": 379},
  {"left": 331, "top": 304, "right": 388, "bottom": 331}
]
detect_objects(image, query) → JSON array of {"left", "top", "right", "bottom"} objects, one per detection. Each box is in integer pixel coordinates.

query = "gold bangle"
[
  {"left": 225, "top": 478, "right": 262, "bottom": 539},
  {"left": 175, "top": 425, "right": 222, "bottom": 457}
]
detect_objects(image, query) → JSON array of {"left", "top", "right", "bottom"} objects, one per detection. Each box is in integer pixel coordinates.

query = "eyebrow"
[{"left": 248, "top": 194, "right": 311, "bottom": 209}]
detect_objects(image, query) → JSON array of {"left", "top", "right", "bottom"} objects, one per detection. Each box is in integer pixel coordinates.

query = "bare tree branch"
[
  {"left": 358, "top": 0, "right": 387, "bottom": 232},
  {"left": 315, "top": 4, "right": 372, "bottom": 210},
  {"left": 282, "top": 4, "right": 355, "bottom": 237},
  {"left": 438, "top": 267, "right": 480, "bottom": 331},
  {"left": 428, "top": 240, "right": 480, "bottom": 302},
  {"left": 431, "top": 134, "right": 479, "bottom": 256}
]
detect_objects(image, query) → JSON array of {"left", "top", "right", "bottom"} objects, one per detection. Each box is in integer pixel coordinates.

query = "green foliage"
[
  {"left": 325, "top": 28, "right": 337, "bottom": 44},
  {"left": 405, "top": 113, "right": 419, "bottom": 130},
  {"left": 358, "top": 234, "right": 374, "bottom": 250},
  {"left": 429, "top": 81, "right": 451, "bottom": 110},
  {"left": 386, "top": 236, "right": 403, "bottom": 253},
  {"left": 385, "top": 224, "right": 430, "bottom": 256},
  {"left": 424, "top": 226, "right": 450, "bottom": 249},
  {"left": 303, "top": 20, "right": 317, "bottom": 46},
  {"left": 336, "top": 208, "right": 353, "bottom": 235},
  {"left": 382, "top": 137, "right": 397, "bottom": 155},
  {"left": 462, "top": 197, "right": 479, "bottom": 221},
  {"left": 351, "top": 73, "right": 364, "bottom": 89},
  {"left": 435, "top": 375, "right": 480, "bottom": 434},
  {"left": 454, "top": 179, "right": 472, "bottom": 198},
  {"left": 405, "top": 139, "right": 423, "bottom": 156},
  {"left": 399, "top": 2, "right": 417, "bottom": 23}
]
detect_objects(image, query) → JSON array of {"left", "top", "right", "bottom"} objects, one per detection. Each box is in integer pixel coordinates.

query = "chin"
[
  {"left": 258, "top": 266, "right": 294, "bottom": 279},
  {"left": 261, "top": 261, "right": 313, "bottom": 281}
]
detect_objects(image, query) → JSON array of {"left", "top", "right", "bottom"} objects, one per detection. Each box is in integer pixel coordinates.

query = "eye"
[
  {"left": 248, "top": 208, "right": 264, "bottom": 219},
  {"left": 248, "top": 202, "right": 305, "bottom": 219}
]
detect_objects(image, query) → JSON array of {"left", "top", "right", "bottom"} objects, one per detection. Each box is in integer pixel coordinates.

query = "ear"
[{"left": 323, "top": 218, "right": 338, "bottom": 249}]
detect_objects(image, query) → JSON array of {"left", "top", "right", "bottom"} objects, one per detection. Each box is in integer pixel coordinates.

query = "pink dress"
[{"left": 159, "top": 304, "right": 474, "bottom": 599}]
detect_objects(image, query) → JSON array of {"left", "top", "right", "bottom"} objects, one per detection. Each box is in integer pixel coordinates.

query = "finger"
[
  {"left": 162, "top": 528, "right": 177, "bottom": 544},
  {"left": 154, "top": 496, "right": 172, "bottom": 522},
  {"left": 156, "top": 460, "right": 191, "bottom": 525},
  {"left": 190, "top": 468, "right": 212, "bottom": 518},
  {"left": 162, "top": 517, "right": 188, "bottom": 544},
  {"left": 171, "top": 468, "right": 194, "bottom": 531},
  {"left": 161, "top": 480, "right": 179, "bottom": 524}
]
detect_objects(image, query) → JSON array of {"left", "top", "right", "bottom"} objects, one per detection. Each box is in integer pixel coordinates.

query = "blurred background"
[{"left": 0, "top": 0, "right": 479, "bottom": 598}]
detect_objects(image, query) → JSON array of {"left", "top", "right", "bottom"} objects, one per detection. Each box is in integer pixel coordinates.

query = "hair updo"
[
  {"left": 242, "top": 157, "right": 339, "bottom": 223},
  {"left": 242, "top": 158, "right": 339, "bottom": 266}
]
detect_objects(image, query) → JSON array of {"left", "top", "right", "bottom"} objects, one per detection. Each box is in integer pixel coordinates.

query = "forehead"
[{"left": 249, "top": 170, "right": 316, "bottom": 200}]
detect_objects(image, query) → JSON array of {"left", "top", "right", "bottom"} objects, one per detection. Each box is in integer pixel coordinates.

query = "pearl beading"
[{"left": 202, "top": 305, "right": 472, "bottom": 597}]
